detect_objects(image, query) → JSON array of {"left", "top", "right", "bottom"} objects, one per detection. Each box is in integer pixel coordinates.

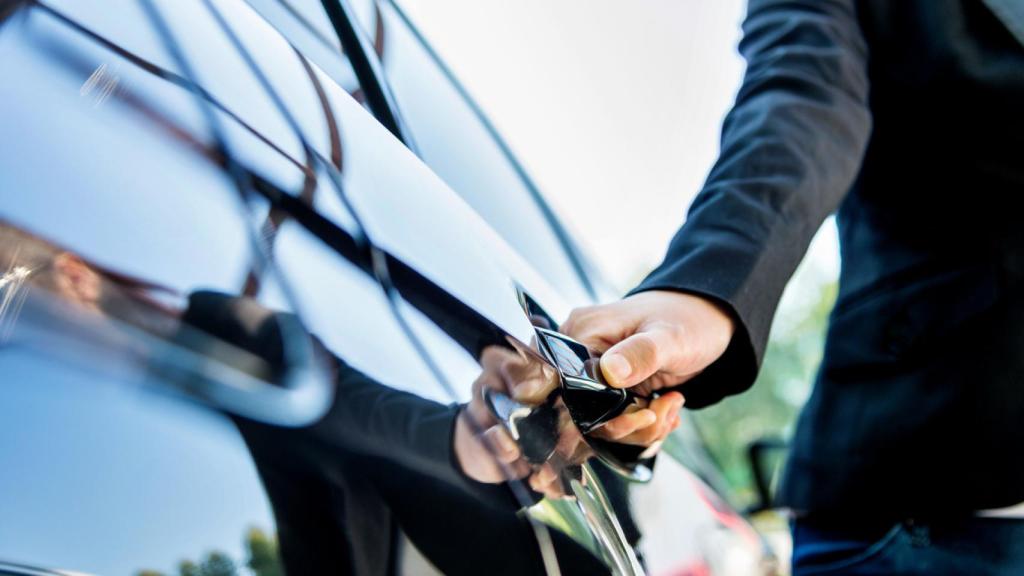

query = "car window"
[
  {"left": 0, "top": 6, "right": 314, "bottom": 573},
  {"left": 238, "top": 0, "right": 596, "bottom": 304},
  {"left": 242, "top": 0, "right": 370, "bottom": 107},
  {"left": 0, "top": 2, "right": 336, "bottom": 419},
  {"left": 346, "top": 0, "right": 594, "bottom": 304},
  {"left": 0, "top": 3, "right": 580, "bottom": 574},
  {"left": 283, "top": 39, "right": 644, "bottom": 569},
  {"left": 3, "top": 0, "right": 749, "bottom": 573}
]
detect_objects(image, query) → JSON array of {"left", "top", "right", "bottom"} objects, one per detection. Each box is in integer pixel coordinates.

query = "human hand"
[
  {"left": 561, "top": 290, "right": 735, "bottom": 444},
  {"left": 454, "top": 346, "right": 567, "bottom": 497},
  {"left": 588, "top": 391, "right": 685, "bottom": 446}
]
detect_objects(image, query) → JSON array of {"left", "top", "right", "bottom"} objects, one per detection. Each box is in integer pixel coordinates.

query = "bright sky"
[{"left": 399, "top": 0, "right": 838, "bottom": 297}]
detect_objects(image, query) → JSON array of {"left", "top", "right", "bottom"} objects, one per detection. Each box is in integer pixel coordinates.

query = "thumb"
[{"left": 599, "top": 327, "right": 676, "bottom": 388}]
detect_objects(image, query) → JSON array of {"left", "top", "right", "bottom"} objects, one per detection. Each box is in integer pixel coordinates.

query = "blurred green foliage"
[
  {"left": 691, "top": 280, "right": 837, "bottom": 509},
  {"left": 135, "top": 526, "right": 282, "bottom": 576}
]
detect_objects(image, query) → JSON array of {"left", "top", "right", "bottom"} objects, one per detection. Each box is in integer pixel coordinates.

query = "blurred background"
[{"left": 399, "top": 0, "right": 841, "bottom": 511}]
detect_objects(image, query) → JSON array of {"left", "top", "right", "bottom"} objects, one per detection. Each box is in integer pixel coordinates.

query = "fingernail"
[{"left": 602, "top": 353, "right": 631, "bottom": 383}]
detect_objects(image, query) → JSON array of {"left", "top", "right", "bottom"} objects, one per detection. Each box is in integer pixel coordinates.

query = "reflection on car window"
[
  {"left": 0, "top": 2, "right": 646, "bottom": 574},
  {"left": 357, "top": 0, "right": 592, "bottom": 303},
  {"left": 242, "top": 0, "right": 370, "bottom": 108}
]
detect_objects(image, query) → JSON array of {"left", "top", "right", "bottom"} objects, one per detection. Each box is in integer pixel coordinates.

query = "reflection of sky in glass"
[
  {"left": 272, "top": 222, "right": 459, "bottom": 404},
  {"left": 0, "top": 349, "right": 276, "bottom": 575},
  {"left": 542, "top": 333, "right": 587, "bottom": 379},
  {"left": 1, "top": 8, "right": 255, "bottom": 298},
  {"left": 366, "top": 0, "right": 590, "bottom": 305}
]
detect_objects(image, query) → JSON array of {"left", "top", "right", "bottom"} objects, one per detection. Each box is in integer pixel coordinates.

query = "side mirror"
[{"left": 744, "top": 437, "right": 789, "bottom": 515}]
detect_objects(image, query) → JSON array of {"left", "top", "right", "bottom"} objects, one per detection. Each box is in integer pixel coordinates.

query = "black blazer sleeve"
[
  {"left": 629, "top": 0, "right": 872, "bottom": 408},
  {"left": 182, "top": 291, "right": 523, "bottom": 506}
]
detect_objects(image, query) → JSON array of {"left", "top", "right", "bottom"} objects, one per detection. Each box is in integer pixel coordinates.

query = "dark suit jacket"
[
  {"left": 632, "top": 0, "right": 1024, "bottom": 520},
  {"left": 181, "top": 291, "right": 609, "bottom": 574}
]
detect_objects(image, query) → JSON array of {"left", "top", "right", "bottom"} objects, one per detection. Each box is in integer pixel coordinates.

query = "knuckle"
[
  {"left": 626, "top": 332, "right": 661, "bottom": 365},
  {"left": 565, "top": 306, "right": 593, "bottom": 326},
  {"left": 648, "top": 320, "right": 687, "bottom": 349}
]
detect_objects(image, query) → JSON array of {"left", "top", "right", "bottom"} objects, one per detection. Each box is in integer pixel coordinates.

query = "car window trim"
[{"left": 319, "top": 0, "right": 415, "bottom": 145}]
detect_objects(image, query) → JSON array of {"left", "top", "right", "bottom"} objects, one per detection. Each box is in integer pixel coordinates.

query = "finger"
[
  {"left": 480, "top": 345, "right": 519, "bottom": 368},
  {"left": 501, "top": 358, "right": 557, "bottom": 404},
  {"left": 568, "top": 321, "right": 621, "bottom": 353},
  {"left": 529, "top": 464, "right": 565, "bottom": 499},
  {"left": 651, "top": 392, "right": 684, "bottom": 427},
  {"left": 482, "top": 426, "right": 521, "bottom": 464},
  {"left": 598, "top": 394, "right": 684, "bottom": 446},
  {"left": 618, "top": 424, "right": 667, "bottom": 447},
  {"left": 559, "top": 305, "right": 594, "bottom": 337},
  {"left": 509, "top": 459, "right": 532, "bottom": 479},
  {"left": 540, "top": 479, "right": 566, "bottom": 500},
  {"left": 669, "top": 411, "right": 681, "bottom": 431},
  {"left": 599, "top": 326, "right": 679, "bottom": 388},
  {"left": 511, "top": 377, "right": 557, "bottom": 404},
  {"left": 591, "top": 408, "right": 657, "bottom": 441},
  {"left": 465, "top": 373, "right": 502, "bottom": 427},
  {"left": 648, "top": 392, "right": 685, "bottom": 441},
  {"left": 532, "top": 463, "right": 557, "bottom": 488},
  {"left": 561, "top": 306, "right": 628, "bottom": 352}
]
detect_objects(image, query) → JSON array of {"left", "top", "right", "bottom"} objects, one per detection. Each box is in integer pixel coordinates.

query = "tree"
[
  {"left": 246, "top": 527, "right": 284, "bottom": 576},
  {"left": 198, "top": 552, "right": 236, "bottom": 576},
  {"left": 178, "top": 560, "right": 199, "bottom": 576}
]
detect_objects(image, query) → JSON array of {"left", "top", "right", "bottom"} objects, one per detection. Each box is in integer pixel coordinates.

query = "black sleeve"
[
  {"left": 181, "top": 291, "right": 525, "bottom": 506},
  {"left": 311, "top": 355, "right": 528, "bottom": 508},
  {"left": 629, "top": 0, "right": 871, "bottom": 408}
]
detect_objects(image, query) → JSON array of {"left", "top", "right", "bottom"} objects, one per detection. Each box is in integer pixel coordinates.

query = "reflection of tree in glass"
[
  {"left": 177, "top": 559, "right": 198, "bottom": 576},
  {"left": 245, "top": 527, "right": 284, "bottom": 576},
  {"left": 133, "top": 526, "right": 281, "bottom": 576},
  {"left": 198, "top": 552, "right": 235, "bottom": 576}
]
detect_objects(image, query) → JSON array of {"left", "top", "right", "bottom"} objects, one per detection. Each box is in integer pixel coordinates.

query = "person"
[{"left": 560, "top": 0, "right": 1024, "bottom": 573}]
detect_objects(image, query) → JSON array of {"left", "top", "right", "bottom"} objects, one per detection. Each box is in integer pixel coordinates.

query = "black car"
[{"left": 0, "top": 0, "right": 773, "bottom": 574}]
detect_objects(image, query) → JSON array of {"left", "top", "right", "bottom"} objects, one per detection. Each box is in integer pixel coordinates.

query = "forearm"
[{"left": 633, "top": 0, "right": 871, "bottom": 406}]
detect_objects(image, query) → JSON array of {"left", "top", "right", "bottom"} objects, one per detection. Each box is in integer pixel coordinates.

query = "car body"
[{"left": 0, "top": 0, "right": 774, "bottom": 574}]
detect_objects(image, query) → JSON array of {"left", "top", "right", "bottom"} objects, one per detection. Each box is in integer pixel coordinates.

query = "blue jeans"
[{"left": 791, "top": 516, "right": 1024, "bottom": 575}]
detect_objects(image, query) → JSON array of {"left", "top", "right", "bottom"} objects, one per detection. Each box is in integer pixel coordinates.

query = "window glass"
[
  {"left": 0, "top": 1, "right": 724, "bottom": 573},
  {"left": 0, "top": 4, "right": 572, "bottom": 574},
  {"left": 353, "top": 0, "right": 591, "bottom": 303},
  {"left": 0, "top": 6, "right": 310, "bottom": 574},
  {"left": 0, "top": 353, "right": 282, "bottom": 576},
  {"left": 243, "top": 0, "right": 369, "bottom": 106}
]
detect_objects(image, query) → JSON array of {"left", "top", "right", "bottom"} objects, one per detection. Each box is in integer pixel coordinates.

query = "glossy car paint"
[{"left": 0, "top": 0, "right": 770, "bottom": 574}]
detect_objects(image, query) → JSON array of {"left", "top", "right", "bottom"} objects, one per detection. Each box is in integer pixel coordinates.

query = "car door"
[
  {"left": 227, "top": 1, "right": 773, "bottom": 574},
  {"left": 270, "top": 2, "right": 774, "bottom": 574},
  {"left": 172, "top": 1, "right": 642, "bottom": 572},
  {"left": 0, "top": 1, "right": 616, "bottom": 575},
  {"left": 1, "top": 1, "right": 769, "bottom": 574}
]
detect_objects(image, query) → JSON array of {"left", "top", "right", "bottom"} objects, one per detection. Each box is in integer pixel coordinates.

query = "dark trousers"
[{"left": 791, "top": 515, "right": 1024, "bottom": 575}]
